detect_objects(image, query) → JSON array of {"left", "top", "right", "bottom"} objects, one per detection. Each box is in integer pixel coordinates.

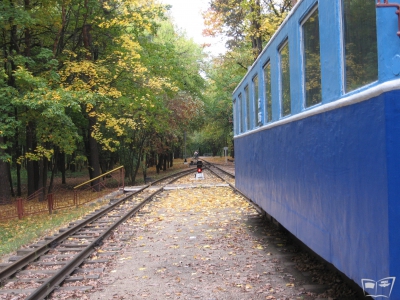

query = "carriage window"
[
  {"left": 233, "top": 99, "right": 238, "bottom": 135},
  {"left": 343, "top": 0, "right": 377, "bottom": 92},
  {"left": 239, "top": 93, "right": 244, "bottom": 133},
  {"left": 303, "top": 6, "right": 322, "bottom": 107},
  {"left": 280, "top": 41, "right": 291, "bottom": 117},
  {"left": 236, "top": 99, "right": 240, "bottom": 135},
  {"left": 245, "top": 85, "right": 250, "bottom": 130},
  {"left": 263, "top": 62, "right": 272, "bottom": 123},
  {"left": 252, "top": 75, "right": 260, "bottom": 127}
]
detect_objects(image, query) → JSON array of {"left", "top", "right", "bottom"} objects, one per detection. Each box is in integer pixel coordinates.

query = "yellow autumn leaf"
[{"left": 286, "top": 283, "right": 294, "bottom": 287}]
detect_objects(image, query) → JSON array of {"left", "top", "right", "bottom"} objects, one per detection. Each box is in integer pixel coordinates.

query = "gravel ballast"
[{"left": 86, "top": 183, "right": 362, "bottom": 300}]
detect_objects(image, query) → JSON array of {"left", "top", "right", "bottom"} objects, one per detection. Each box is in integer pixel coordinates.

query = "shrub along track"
[{"left": 0, "top": 168, "right": 195, "bottom": 300}]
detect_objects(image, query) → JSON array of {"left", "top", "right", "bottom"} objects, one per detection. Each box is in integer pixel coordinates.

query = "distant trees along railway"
[{"left": 0, "top": 0, "right": 206, "bottom": 202}]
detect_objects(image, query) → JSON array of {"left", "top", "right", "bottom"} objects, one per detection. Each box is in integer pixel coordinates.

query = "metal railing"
[
  {"left": 73, "top": 166, "right": 124, "bottom": 207},
  {"left": 377, "top": 0, "right": 400, "bottom": 37},
  {"left": 0, "top": 167, "right": 125, "bottom": 221}
]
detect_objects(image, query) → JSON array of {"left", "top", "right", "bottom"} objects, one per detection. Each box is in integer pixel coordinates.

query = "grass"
[
  {"left": 0, "top": 158, "right": 194, "bottom": 261},
  {"left": 0, "top": 201, "right": 107, "bottom": 260}
]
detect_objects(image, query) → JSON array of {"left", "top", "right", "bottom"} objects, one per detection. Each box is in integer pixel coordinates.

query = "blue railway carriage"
[{"left": 233, "top": 0, "right": 400, "bottom": 297}]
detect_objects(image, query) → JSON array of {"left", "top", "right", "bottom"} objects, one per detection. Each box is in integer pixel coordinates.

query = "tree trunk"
[
  {"left": 26, "top": 122, "right": 36, "bottom": 196},
  {"left": 33, "top": 160, "right": 39, "bottom": 190},
  {"left": 14, "top": 110, "right": 22, "bottom": 196},
  {"left": 5, "top": 138, "right": 15, "bottom": 197},
  {"left": 156, "top": 154, "right": 162, "bottom": 174},
  {"left": 250, "top": 0, "right": 263, "bottom": 60},
  {"left": 24, "top": 0, "right": 31, "bottom": 56},
  {"left": 163, "top": 154, "right": 167, "bottom": 171},
  {"left": 59, "top": 151, "right": 66, "bottom": 184},
  {"left": 142, "top": 152, "right": 147, "bottom": 183},
  {"left": 53, "top": 0, "right": 67, "bottom": 56},
  {"left": 69, "top": 152, "right": 76, "bottom": 172},
  {"left": 7, "top": 162, "right": 15, "bottom": 197},
  {"left": 0, "top": 137, "right": 11, "bottom": 203},
  {"left": 82, "top": 0, "right": 100, "bottom": 189},
  {"left": 37, "top": 155, "right": 48, "bottom": 201},
  {"left": 88, "top": 111, "right": 101, "bottom": 190},
  {"left": 149, "top": 152, "right": 156, "bottom": 167},
  {"left": 132, "top": 153, "right": 141, "bottom": 185},
  {"left": 48, "top": 149, "right": 59, "bottom": 193}
]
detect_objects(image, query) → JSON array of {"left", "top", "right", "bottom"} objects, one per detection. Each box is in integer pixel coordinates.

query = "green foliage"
[
  {"left": 0, "top": 0, "right": 294, "bottom": 193},
  {"left": 203, "top": 0, "right": 293, "bottom": 58},
  {"left": 0, "top": 0, "right": 208, "bottom": 190},
  {"left": 196, "top": 0, "right": 294, "bottom": 156}
]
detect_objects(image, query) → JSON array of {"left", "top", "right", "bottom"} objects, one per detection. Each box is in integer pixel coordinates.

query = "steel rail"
[
  {"left": 0, "top": 186, "right": 147, "bottom": 283},
  {"left": 1, "top": 169, "right": 196, "bottom": 299},
  {"left": 202, "top": 161, "right": 235, "bottom": 178},
  {"left": 25, "top": 186, "right": 164, "bottom": 300},
  {"left": 205, "top": 164, "right": 264, "bottom": 215},
  {"left": 149, "top": 167, "right": 197, "bottom": 186},
  {"left": 0, "top": 169, "right": 195, "bottom": 284},
  {"left": 26, "top": 169, "right": 196, "bottom": 299}
]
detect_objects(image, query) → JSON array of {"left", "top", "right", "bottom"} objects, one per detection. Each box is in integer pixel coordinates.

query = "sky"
[{"left": 160, "top": 0, "right": 226, "bottom": 56}]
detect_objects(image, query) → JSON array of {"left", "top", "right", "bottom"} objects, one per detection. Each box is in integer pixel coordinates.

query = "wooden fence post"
[
  {"left": 17, "top": 198, "right": 23, "bottom": 219},
  {"left": 122, "top": 168, "right": 125, "bottom": 189},
  {"left": 47, "top": 193, "right": 54, "bottom": 214},
  {"left": 74, "top": 190, "right": 78, "bottom": 207}
]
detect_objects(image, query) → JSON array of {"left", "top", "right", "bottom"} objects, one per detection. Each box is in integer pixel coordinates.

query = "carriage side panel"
[{"left": 234, "top": 94, "right": 390, "bottom": 284}]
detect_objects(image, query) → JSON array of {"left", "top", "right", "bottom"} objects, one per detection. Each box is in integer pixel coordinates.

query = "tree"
[
  {"left": 203, "top": 0, "right": 293, "bottom": 60},
  {"left": 0, "top": 0, "right": 211, "bottom": 196},
  {"left": 197, "top": 0, "right": 294, "bottom": 157}
]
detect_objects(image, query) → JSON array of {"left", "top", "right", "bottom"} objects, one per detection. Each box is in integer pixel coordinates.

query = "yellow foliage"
[
  {"left": 17, "top": 146, "right": 54, "bottom": 163},
  {"left": 86, "top": 103, "right": 94, "bottom": 113}
]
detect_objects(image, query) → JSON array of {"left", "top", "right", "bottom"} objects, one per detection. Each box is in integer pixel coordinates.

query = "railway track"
[
  {"left": 0, "top": 161, "right": 321, "bottom": 299},
  {"left": 0, "top": 168, "right": 195, "bottom": 300},
  {"left": 201, "top": 161, "right": 365, "bottom": 299},
  {"left": 203, "top": 160, "right": 235, "bottom": 184},
  {"left": 0, "top": 161, "right": 365, "bottom": 299},
  {"left": 203, "top": 160, "right": 235, "bottom": 180},
  {"left": 201, "top": 160, "right": 268, "bottom": 216}
]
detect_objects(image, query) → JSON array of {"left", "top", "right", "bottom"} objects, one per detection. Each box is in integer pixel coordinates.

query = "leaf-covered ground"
[{"left": 87, "top": 186, "right": 360, "bottom": 300}]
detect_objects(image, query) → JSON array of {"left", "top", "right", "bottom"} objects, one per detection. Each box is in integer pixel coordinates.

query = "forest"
[{"left": 0, "top": 0, "right": 295, "bottom": 201}]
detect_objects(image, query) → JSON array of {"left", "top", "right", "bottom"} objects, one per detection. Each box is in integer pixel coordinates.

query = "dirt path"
[{"left": 86, "top": 186, "right": 349, "bottom": 300}]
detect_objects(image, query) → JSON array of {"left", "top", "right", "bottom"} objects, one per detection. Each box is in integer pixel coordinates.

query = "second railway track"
[{"left": 0, "top": 168, "right": 196, "bottom": 300}]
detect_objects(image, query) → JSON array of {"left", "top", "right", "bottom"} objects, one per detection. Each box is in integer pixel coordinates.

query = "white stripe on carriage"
[{"left": 234, "top": 79, "right": 400, "bottom": 139}]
